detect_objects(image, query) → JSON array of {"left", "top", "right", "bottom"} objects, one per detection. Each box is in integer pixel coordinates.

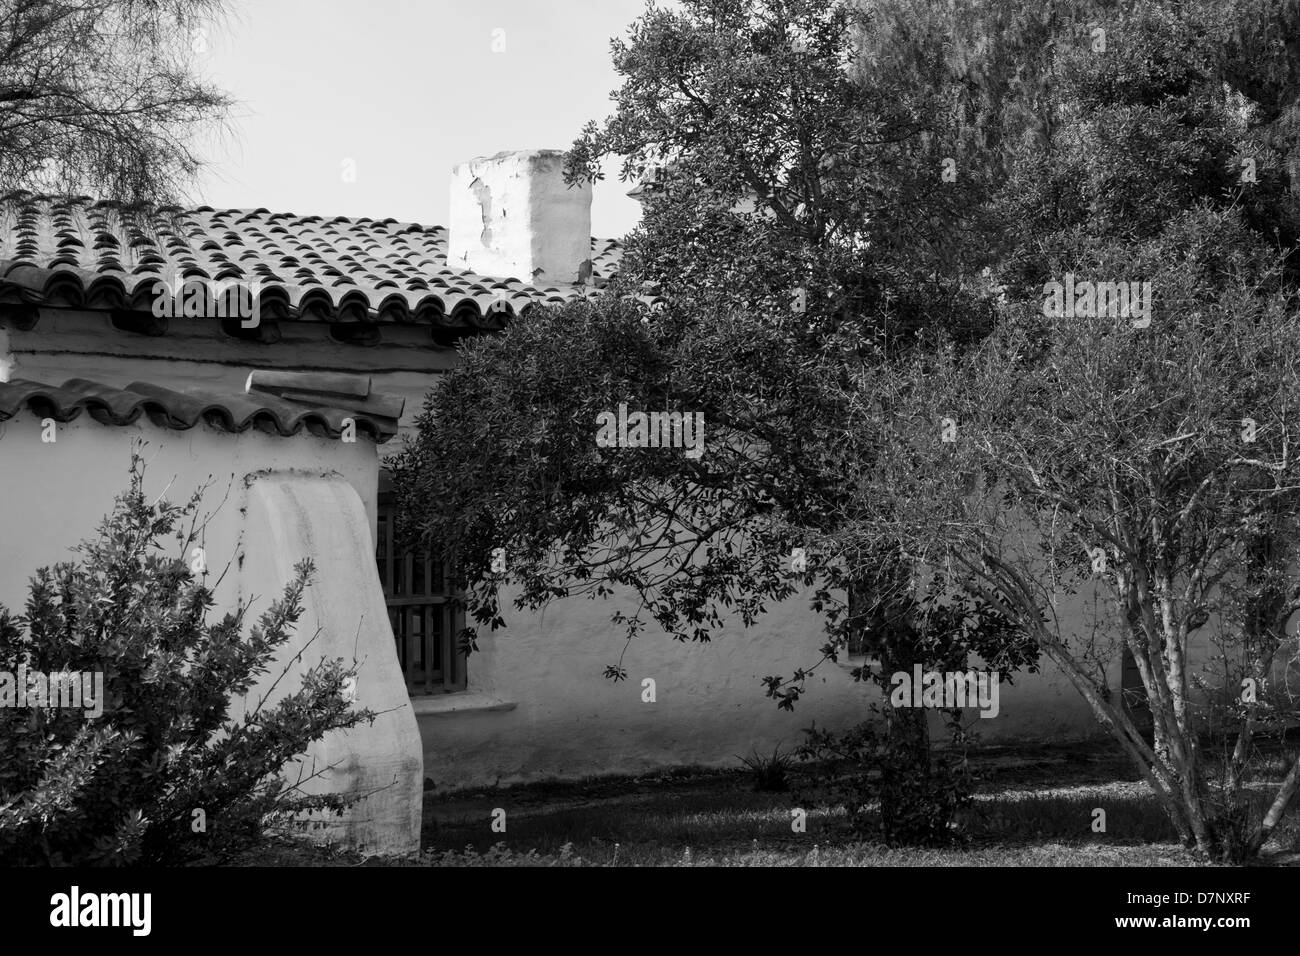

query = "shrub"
[
  {"left": 798, "top": 710, "right": 976, "bottom": 846},
  {"left": 0, "top": 451, "right": 375, "bottom": 865},
  {"left": 736, "top": 744, "right": 794, "bottom": 792}
]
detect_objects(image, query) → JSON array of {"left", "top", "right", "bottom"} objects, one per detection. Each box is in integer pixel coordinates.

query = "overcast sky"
[{"left": 194, "top": 0, "right": 650, "bottom": 240}]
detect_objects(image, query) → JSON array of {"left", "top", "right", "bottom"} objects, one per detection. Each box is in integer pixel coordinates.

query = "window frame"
[{"left": 375, "top": 479, "right": 466, "bottom": 696}]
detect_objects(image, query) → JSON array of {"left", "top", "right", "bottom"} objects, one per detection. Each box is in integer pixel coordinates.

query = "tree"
[
  {"left": 397, "top": 0, "right": 1300, "bottom": 855},
  {"left": 831, "top": 0, "right": 1300, "bottom": 861},
  {"left": 566, "top": 0, "right": 1000, "bottom": 343},
  {"left": 396, "top": 0, "right": 1035, "bottom": 844},
  {"left": 0, "top": 0, "right": 232, "bottom": 204},
  {"left": 843, "top": 252, "right": 1300, "bottom": 862}
]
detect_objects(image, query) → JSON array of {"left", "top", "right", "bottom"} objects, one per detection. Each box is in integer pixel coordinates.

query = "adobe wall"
[{"left": 0, "top": 410, "right": 421, "bottom": 854}]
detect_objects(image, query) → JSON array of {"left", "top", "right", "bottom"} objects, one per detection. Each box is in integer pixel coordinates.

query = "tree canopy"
[
  {"left": 0, "top": 0, "right": 233, "bottom": 204},
  {"left": 396, "top": 0, "right": 1300, "bottom": 857}
]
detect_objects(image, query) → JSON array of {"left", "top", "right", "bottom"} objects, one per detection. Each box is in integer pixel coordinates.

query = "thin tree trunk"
[
  {"left": 878, "top": 640, "right": 935, "bottom": 841},
  {"left": 852, "top": 567, "right": 940, "bottom": 844},
  {"left": 1250, "top": 753, "right": 1300, "bottom": 856}
]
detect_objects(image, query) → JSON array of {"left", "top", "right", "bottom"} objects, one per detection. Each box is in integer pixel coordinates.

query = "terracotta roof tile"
[
  {"left": 0, "top": 372, "right": 401, "bottom": 442},
  {"left": 0, "top": 194, "right": 625, "bottom": 327}
]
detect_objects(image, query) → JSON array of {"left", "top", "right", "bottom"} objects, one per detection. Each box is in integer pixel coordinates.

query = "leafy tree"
[
  {"left": 832, "top": 0, "right": 1300, "bottom": 861},
  {"left": 567, "top": 0, "right": 1000, "bottom": 343},
  {"left": 0, "top": 0, "right": 233, "bottom": 203},
  {"left": 843, "top": 256, "right": 1300, "bottom": 862},
  {"left": 798, "top": 583, "right": 1036, "bottom": 843},
  {"left": 0, "top": 453, "right": 373, "bottom": 865},
  {"left": 396, "top": 0, "right": 1036, "bottom": 844}
]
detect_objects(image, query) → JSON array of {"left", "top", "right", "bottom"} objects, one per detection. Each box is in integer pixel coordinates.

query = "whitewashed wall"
[
  {"left": 3, "top": 308, "right": 1114, "bottom": 798},
  {"left": 414, "top": 579, "right": 1110, "bottom": 790},
  {"left": 0, "top": 410, "right": 422, "bottom": 853}
]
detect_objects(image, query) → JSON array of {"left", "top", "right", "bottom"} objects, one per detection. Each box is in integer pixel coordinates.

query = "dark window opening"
[{"left": 376, "top": 480, "right": 465, "bottom": 695}]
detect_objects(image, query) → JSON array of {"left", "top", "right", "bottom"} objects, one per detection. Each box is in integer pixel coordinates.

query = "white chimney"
[{"left": 448, "top": 149, "right": 593, "bottom": 285}]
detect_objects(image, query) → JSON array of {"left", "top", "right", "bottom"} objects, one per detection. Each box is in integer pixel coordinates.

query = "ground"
[{"left": 234, "top": 740, "right": 1300, "bottom": 866}]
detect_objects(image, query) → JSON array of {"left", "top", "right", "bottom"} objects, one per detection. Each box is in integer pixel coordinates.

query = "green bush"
[
  {"left": 798, "top": 712, "right": 976, "bottom": 846},
  {"left": 736, "top": 745, "right": 795, "bottom": 792},
  {"left": 0, "top": 452, "right": 375, "bottom": 865}
]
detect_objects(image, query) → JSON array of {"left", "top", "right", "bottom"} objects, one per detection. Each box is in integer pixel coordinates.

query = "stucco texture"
[
  {"left": 0, "top": 411, "right": 421, "bottom": 854},
  {"left": 416, "top": 578, "right": 1108, "bottom": 791}
]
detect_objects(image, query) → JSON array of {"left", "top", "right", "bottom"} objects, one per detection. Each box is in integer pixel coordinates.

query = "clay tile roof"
[
  {"left": 0, "top": 371, "right": 402, "bottom": 442},
  {"left": 0, "top": 193, "right": 625, "bottom": 325}
]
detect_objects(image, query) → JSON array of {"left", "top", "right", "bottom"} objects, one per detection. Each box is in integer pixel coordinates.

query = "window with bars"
[{"left": 375, "top": 494, "right": 465, "bottom": 695}]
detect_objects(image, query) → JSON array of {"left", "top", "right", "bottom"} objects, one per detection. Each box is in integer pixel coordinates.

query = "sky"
[{"left": 193, "top": 0, "right": 652, "bottom": 240}]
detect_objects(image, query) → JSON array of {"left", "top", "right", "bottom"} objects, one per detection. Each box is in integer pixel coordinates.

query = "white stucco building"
[
  {"left": 0, "top": 371, "right": 422, "bottom": 853},
  {"left": 0, "top": 150, "right": 1113, "bottom": 849}
]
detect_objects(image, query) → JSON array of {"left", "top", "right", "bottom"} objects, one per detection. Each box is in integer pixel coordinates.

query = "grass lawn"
[
  {"left": 418, "top": 740, "right": 1193, "bottom": 866},
  {"left": 239, "top": 740, "right": 1300, "bottom": 866}
]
